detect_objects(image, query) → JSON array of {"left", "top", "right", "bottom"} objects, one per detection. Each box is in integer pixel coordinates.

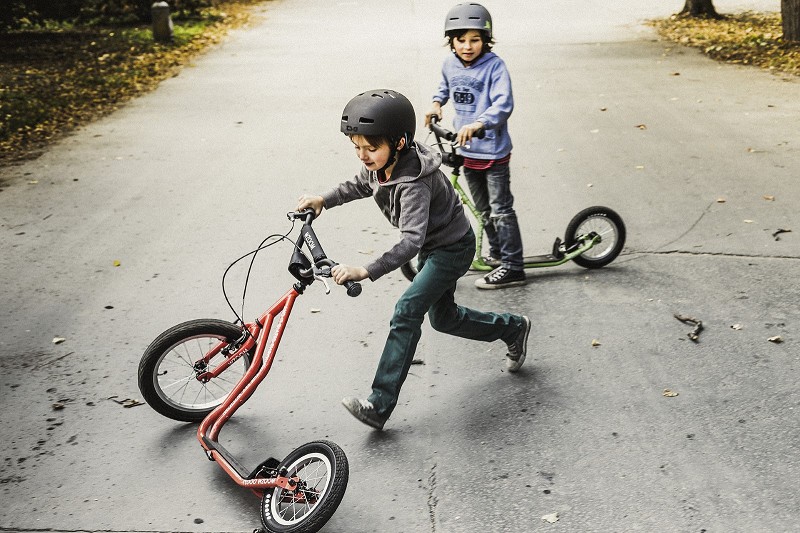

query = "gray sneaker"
[
  {"left": 506, "top": 316, "right": 531, "bottom": 372},
  {"left": 341, "top": 397, "right": 387, "bottom": 430}
]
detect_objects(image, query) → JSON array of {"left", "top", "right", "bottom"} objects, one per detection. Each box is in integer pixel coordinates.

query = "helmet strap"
[{"left": 376, "top": 136, "right": 409, "bottom": 181}]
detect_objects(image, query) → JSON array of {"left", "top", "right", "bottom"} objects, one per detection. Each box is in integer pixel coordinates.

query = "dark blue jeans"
[
  {"left": 464, "top": 162, "right": 524, "bottom": 270},
  {"left": 367, "top": 229, "right": 527, "bottom": 418}
]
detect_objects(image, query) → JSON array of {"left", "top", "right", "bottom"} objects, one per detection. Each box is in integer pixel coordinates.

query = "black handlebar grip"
[
  {"left": 429, "top": 117, "right": 485, "bottom": 141},
  {"left": 344, "top": 280, "right": 362, "bottom": 297}
]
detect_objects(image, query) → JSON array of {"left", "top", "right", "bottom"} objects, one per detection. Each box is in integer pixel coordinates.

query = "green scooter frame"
[{"left": 400, "top": 120, "right": 626, "bottom": 282}]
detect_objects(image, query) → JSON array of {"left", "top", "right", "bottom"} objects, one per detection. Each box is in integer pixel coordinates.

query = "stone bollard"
[{"left": 151, "top": 1, "right": 174, "bottom": 43}]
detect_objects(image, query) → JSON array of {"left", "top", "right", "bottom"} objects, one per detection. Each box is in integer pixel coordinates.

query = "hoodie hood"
[{"left": 373, "top": 141, "right": 442, "bottom": 186}]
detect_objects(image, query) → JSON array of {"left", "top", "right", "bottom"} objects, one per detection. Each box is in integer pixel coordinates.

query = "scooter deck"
[{"left": 523, "top": 254, "right": 562, "bottom": 264}]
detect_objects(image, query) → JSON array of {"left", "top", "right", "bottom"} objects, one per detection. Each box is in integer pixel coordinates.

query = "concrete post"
[{"left": 151, "top": 1, "right": 174, "bottom": 43}]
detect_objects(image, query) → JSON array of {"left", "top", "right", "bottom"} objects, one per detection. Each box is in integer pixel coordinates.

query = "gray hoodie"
[{"left": 321, "top": 142, "right": 471, "bottom": 281}]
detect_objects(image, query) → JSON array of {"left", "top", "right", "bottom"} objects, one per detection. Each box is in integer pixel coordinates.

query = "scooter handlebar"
[{"left": 429, "top": 116, "right": 485, "bottom": 142}]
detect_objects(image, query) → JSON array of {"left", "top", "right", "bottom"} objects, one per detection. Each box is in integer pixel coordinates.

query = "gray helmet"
[
  {"left": 340, "top": 89, "right": 416, "bottom": 141},
  {"left": 444, "top": 3, "right": 492, "bottom": 39}
]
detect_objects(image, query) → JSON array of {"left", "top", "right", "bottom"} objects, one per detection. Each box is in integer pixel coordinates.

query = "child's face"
[
  {"left": 351, "top": 135, "right": 391, "bottom": 172},
  {"left": 452, "top": 29, "right": 484, "bottom": 64}
]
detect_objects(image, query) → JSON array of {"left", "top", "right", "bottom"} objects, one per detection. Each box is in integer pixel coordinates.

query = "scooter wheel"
[
  {"left": 260, "top": 440, "right": 348, "bottom": 533},
  {"left": 564, "top": 206, "right": 626, "bottom": 268},
  {"left": 400, "top": 259, "right": 418, "bottom": 282},
  {"left": 138, "top": 319, "right": 252, "bottom": 422}
]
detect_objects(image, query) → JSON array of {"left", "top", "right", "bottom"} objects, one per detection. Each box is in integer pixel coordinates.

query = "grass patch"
[
  {"left": 0, "top": 1, "right": 266, "bottom": 166},
  {"left": 650, "top": 11, "right": 800, "bottom": 76}
]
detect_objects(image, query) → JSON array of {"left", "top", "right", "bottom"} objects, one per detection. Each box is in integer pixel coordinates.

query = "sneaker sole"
[
  {"left": 507, "top": 316, "right": 531, "bottom": 373},
  {"left": 474, "top": 279, "right": 527, "bottom": 290}
]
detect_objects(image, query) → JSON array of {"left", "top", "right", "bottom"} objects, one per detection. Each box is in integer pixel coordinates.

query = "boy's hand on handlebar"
[
  {"left": 456, "top": 121, "right": 485, "bottom": 147},
  {"left": 296, "top": 194, "right": 325, "bottom": 216},
  {"left": 424, "top": 102, "right": 442, "bottom": 127},
  {"left": 331, "top": 264, "right": 369, "bottom": 285}
]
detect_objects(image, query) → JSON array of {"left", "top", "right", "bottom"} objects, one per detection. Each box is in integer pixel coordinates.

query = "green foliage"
[
  {"left": 651, "top": 11, "right": 800, "bottom": 76},
  {"left": 0, "top": 0, "right": 221, "bottom": 30},
  {"left": 0, "top": 1, "right": 261, "bottom": 164}
]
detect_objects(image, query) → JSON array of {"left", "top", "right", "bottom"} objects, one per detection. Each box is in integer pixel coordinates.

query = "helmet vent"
[{"left": 359, "top": 118, "right": 374, "bottom": 124}]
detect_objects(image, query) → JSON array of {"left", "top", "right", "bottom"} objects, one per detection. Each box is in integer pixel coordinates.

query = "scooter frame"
[
  {"left": 138, "top": 210, "right": 354, "bottom": 533},
  {"left": 402, "top": 119, "right": 625, "bottom": 281}
]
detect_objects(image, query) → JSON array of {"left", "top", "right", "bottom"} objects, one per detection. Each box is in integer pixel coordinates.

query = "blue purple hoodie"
[{"left": 433, "top": 51, "right": 514, "bottom": 159}]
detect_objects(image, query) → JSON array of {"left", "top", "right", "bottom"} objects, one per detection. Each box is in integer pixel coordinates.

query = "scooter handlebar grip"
[{"left": 344, "top": 280, "right": 362, "bottom": 297}]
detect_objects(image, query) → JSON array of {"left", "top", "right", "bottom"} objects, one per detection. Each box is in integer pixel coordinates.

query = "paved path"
[{"left": 1, "top": 1, "right": 797, "bottom": 532}]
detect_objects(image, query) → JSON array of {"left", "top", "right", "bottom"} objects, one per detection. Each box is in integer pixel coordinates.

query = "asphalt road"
[{"left": 1, "top": 1, "right": 798, "bottom": 532}]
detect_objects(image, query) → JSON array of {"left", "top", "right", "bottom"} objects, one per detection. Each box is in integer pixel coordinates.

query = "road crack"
[{"left": 427, "top": 462, "right": 438, "bottom": 532}]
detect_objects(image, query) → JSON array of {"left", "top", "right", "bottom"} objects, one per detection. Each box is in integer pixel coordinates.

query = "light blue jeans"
[
  {"left": 367, "top": 229, "right": 527, "bottom": 418},
  {"left": 464, "top": 162, "right": 525, "bottom": 270}
]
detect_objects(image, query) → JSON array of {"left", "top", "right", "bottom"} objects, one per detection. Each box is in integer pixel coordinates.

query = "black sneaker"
[
  {"left": 506, "top": 316, "right": 531, "bottom": 372},
  {"left": 341, "top": 397, "right": 387, "bottom": 430},
  {"left": 475, "top": 266, "right": 526, "bottom": 289}
]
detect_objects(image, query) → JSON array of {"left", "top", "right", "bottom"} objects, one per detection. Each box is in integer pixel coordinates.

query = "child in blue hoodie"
[
  {"left": 297, "top": 89, "right": 531, "bottom": 430},
  {"left": 426, "top": 3, "right": 526, "bottom": 289}
]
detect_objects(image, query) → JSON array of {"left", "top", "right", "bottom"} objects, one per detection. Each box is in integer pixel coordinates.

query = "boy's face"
[
  {"left": 452, "top": 29, "right": 484, "bottom": 64},
  {"left": 351, "top": 135, "right": 391, "bottom": 172}
]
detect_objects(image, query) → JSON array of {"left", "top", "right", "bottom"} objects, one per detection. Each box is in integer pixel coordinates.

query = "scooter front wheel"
[
  {"left": 565, "top": 206, "right": 626, "bottom": 269},
  {"left": 260, "top": 440, "right": 349, "bottom": 533},
  {"left": 400, "top": 259, "right": 418, "bottom": 282},
  {"left": 137, "top": 319, "right": 252, "bottom": 422}
]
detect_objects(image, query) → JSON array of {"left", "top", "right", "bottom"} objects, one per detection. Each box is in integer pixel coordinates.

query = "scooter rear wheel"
[
  {"left": 138, "top": 319, "right": 252, "bottom": 422},
  {"left": 260, "top": 440, "right": 349, "bottom": 533},
  {"left": 564, "top": 206, "right": 626, "bottom": 268}
]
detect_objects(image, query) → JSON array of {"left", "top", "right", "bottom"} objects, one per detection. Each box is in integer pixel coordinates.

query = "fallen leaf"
[
  {"left": 635, "top": 165, "right": 645, "bottom": 170},
  {"left": 716, "top": 198, "right": 726, "bottom": 203},
  {"left": 113, "top": 260, "right": 121, "bottom": 267},
  {"left": 743, "top": 220, "right": 754, "bottom": 224},
  {"left": 763, "top": 195, "right": 775, "bottom": 201},
  {"left": 591, "top": 339, "right": 602, "bottom": 347},
  {"left": 600, "top": 107, "right": 608, "bottom": 111},
  {"left": 52, "top": 337, "right": 66, "bottom": 344},
  {"left": 542, "top": 512, "right": 559, "bottom": 524},
  {"left": 310, "top": 308, "right": 321, "bottom": 313},
  {"left": 635, "top": 124, "right": 647, "bottom": 130},
  {"left": 731, "top": 324, "right": 743, "bottom": 330},
  {"left": 772, "top": 228, "right": 791, "bottom": 241},
  {"left": 108, "top": 396, "right": 144, "bottom": 408},
  {"left": 768, "top": 336, "right": 783, "bottom": 344},
  {"left": 663, "top": 389, "right": 679, "bottom": 397}
]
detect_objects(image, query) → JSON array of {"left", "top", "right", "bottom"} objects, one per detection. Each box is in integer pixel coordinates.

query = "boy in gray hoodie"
[{"left": 297, "top": 89, "right": 530, "bottom": 430}]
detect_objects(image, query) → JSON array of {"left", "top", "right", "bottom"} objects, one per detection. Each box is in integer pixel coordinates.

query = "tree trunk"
[
  {"left": 783, "top": 0, "right": 800, "bottom": 42},
  {"left": 679, "top": 0, "right": 722, "bottom": 19}
]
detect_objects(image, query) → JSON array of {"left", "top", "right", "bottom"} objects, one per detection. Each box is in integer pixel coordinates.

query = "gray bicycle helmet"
[
  {"left": 444, "top": 3, "right": 492, "bottom": 39},
  {"left": 340, "top": 89, "right": 416, "bottom": 142}
]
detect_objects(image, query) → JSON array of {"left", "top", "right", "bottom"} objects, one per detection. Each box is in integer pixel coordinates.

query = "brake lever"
[{"left": 315, "top": 265, "right": 332, "bottom": 294}]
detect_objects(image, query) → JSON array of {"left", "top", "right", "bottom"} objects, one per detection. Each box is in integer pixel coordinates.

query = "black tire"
[
  {"left": 400, "top": 259, "right": 418, "bottom": 282},
  {"left": 137, "top": 319, "right": 252, "bottom": 422},
  {"left": 260, "top": 440, "right": 349, "bottom": 533},
  {"left": 564, "top": 206, "right": 626, "bottom": 269}
]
